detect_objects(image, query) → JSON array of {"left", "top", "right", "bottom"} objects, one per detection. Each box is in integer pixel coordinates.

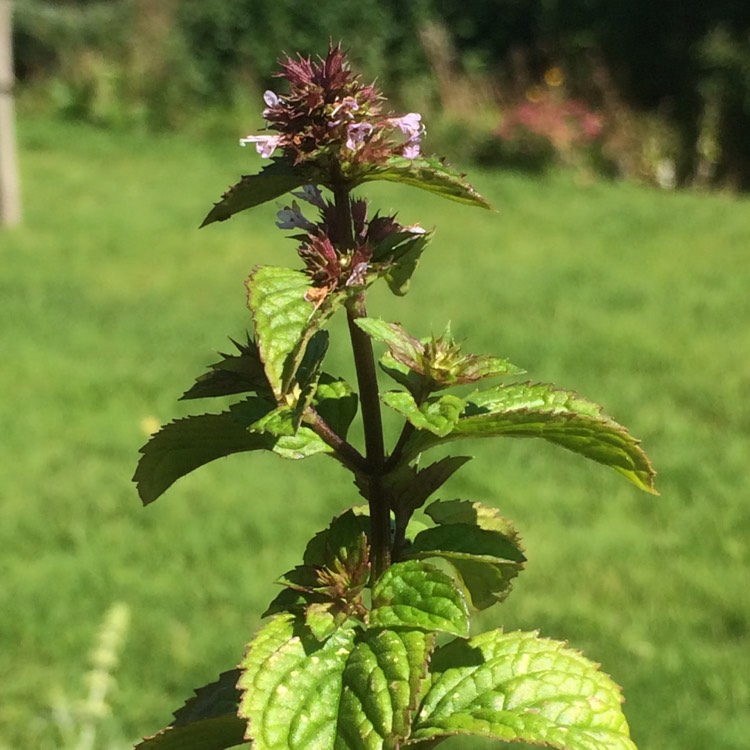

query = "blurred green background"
[{"left": 2, "top": 2, "right": 749, "bottom": 749}]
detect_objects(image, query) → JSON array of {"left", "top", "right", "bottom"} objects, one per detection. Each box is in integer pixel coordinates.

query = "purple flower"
[
  {"left": 239, "top": 134, "right": 283, "bottom": 158},
  {"left": 275, "top": 201, "right": 316, "bottom": 231},
  {"left": 263, "top": 90, "right": 280, "bottom": 107},
  {"left": 331, "top": 96, "right": 360, "bottom": 121},
  {"left": 402, "top": 141, "right": 421, "bottom": 159},
  {"left": 291, "top": 185, "right": 326, "bottom": 210},
  {"left": 346, "top": 122, "right": 374, "bottom": 151},
  {"left": 388, "top": 113, "right": 423, "bottom": 140},
  {"left": 262, "top": 90, "right": 280, "bottom": 118}
]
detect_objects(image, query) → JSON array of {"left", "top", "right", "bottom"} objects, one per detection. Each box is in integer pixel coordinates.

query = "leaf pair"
[
  {"left": 134, "top": 266, "right": 360, "bottom": 504},
  {"left": 200, "top": 155, "right": 491, "bottom": 229},
  {"left": 355, "top": 317, "right": 657, "bottom": 495},
  {"left": 137, "top": 557, "right": 636, "bottom": 750}
]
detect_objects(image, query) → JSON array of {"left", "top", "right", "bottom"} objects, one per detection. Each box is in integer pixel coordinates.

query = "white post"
[{"left": 0, "top": 0, "right": 21, "bottom": 227}]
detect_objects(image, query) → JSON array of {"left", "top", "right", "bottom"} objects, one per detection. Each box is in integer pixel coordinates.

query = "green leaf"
[
  {"left": 402, "top": 382, "right": 657, "bottom": 494},
  {"left": 370, "top": 560, "right": 469, "bottom": 637},
  {"left": 354, "top": 319, "right": 423, "bottom": 369},
  {"left": 134, "top": 397, "right": 333, "bottom": 504},
  {"left": 180, "top": 336, "right": 271, "bottom": 401},
  {"left": 249, "top": 405, "right": 300, "bottom": 437},
  {"left": 382, "top": 391, "right": 465, "bottom": 437},
  {"left": 239, "top": 615, "right": 355, "bottom": 750},
  {"left": 356, "top": 318, "right": 523, "bottom": 395},
  {"left": 362, "top": 156, "right": 491, "bottom": 210},
  {"left": 385, "top": 456, "right": 472, "bottom": 516},
  {"left": 238, "top": 615, "right": 355, "bottom": 750},
  {"left": 379, "top": 352, "right": 423, "bottom": 396},
  {"left": 338, "top": 629, "right": 434, "bottom": 749},
  {"left": 133, "top": 401, "right": 272, "bottom": 505},
  {"left": 412, "top": 629, "right": 637, "bottom": 750},
  {"left": 239, "top": 614, "right": 436, "bottom": 750},
  {"left": 382, "top": 231, "right": 431, "bottom": 296},
  {"left": 135, "top": 670, "right": 247, "bottom": 749},
  {"left": 246, "top": 266, "right": 314, "bottom": 398},
  {"left": 406, "top": 500, "right": 526, "bottom": 610},
  {"left": 296, "top": 330, "right": 330, "bottom": 411},
  {"left": 413, "top": 517, "right": 525, "bottom": 565},
  {"left": 305, "top": 602, "right": 341, "bottom": 641},
  {"left": 313, "top": 375, "right": 359, "bottom": 440},
  {"left": 247, "top": 266, "right": 342, "bottom": 398},
  {"left": 303, "top": 508, "right": 372, "bottom": 568},
  {"left": 201, "top": 158, "right": 314, "bottom": 227}
]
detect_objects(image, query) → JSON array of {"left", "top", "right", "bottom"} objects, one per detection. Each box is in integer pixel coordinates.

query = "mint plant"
[{"left": 133, "top": 45, "right": 656, "bottom": 750}]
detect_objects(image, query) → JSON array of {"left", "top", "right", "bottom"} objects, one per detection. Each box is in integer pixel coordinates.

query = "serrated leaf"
[
  {"left": 268, "top": 428, "right": 334, "bottom": 460},
  {"left": 239, "top": 615, "right": 356, "bottom": 750},
  {"left": 134, "top": 716, "right": 248, "bottom": 749},
  {"left": 354, "top": 319, "right": 423, "bottom": 369},
  {"left": 402, "top": 382, "right": 657, "bottom": 494},
  {"left": 247, "top": 266, "right": 342, "bottom": 399},
  {"left": 412, "top": 629, "right": 637, "bottom": 750},
  {"left": 247, "top": 266, "right": 314, "bottom": 397},
  {"left": 134, "top": 396, "right": 334, "bottom": 504},
  {"left": 408, "top": 527, "right": 525, "bottom": 610},
  {"left": 379, "top": 351, "right": 423, "bottom": 396},
  {"left": 407, "top": 500, "right": 526, "bottom": 610},
  {"left": 201, "top": 158, "right": 315, "bottom": 227},
  {"left": 386, "top": 456, "right": 472, "bottom": 516},
  {"left": 263, "top": 586, "right": 315, "bottom": 619},
  {"left": 382, "top": 391, "right": 465, "bottom": 437},
  {"left": 313, "top": 374, "right": 358, "bottom": 440},
  {"left": 296, "top": 330, "right": 330, "bottom": 412},
  {"left": 181, "top": 336, "right": 270, "bottom": 401},
  {"left": 370, "top": 560, "right": 469, "bottom": 637},
  {"left": 135, "top": 670, "right": 246, "bottom": 749},
  {"left": 250, "top": 405, "right": 300, "bottom": 436},
  {"left": 411, "top": 524, "right": 524, "bottom": 566},
  {"left": 305, "top": 602, "right": 340, "bottom": 641},
  {"left": 338, "top": 629, "right": 435, "bottom": 749},
  {"left": 303, "top": 509, "right": 372, "bottom": 568},
  {"left": 358, "top": 318, "right": 522, "bottom": 395},
  {"left": 362, "top": 156, "right": 491, "bottom": 210},
  {"left": 239, "top": 615, "right": 436, "bottom": 750},
  {"left": 382, "top": 232, "right": 431, "bottom": 296},
  {"left": 133, "top": 400, "right": 273, "bottom": 505}
]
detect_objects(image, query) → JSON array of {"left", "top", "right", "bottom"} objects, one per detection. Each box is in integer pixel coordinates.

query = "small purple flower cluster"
[
  {"left": 275, "top": 185, "right": 426, "bottom": 302},
  {"left": 240, "top": 45, "right": 424, "bottom": 165}
]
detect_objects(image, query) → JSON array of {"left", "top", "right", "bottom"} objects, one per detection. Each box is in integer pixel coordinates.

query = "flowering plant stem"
[
  {"left": 333, "top": 177, "right": 391, "bottom": 577},
  {"left": 133, "top": 45, "right": 657, "bottom": 750},
  {"left": 346, "top": 295, "right": 390, "bottom": 576}
]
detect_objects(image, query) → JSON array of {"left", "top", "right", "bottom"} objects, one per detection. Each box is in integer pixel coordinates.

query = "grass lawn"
[{"left": 1, "top": 117, "right": 748, "bottom": 749}]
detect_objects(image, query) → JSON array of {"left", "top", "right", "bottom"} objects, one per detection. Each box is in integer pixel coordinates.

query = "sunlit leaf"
[
  {"left": 239, "top": 613, "right": 436, "bottom": 750},
  {"left": 133, "top": 401, "right": 272, "bottom": 505},
  {"left": 247, "top": 266, "right": 342, "bottom": 399},
  {"left": 405, "top": 500, "right": 525, "bottom": 610},
  {"left": 134, "top": 396, "right": 333, "bottom": 504},
  {"left": 402, "top": 382, "right": 657, "bottom": 494},
  {"left": 201, "top": 158, "right": 315, "bottom": 227},
  {"left": 412, "top": 629, "right": 637, "bottom": 750},
  {"left": 382, "top": 391, "right": 465, "bottom": 437},
  {"left": 362, "top": 155, "right": 491, "bottom": 209},
  {"left": 370, "top": 560, "right": 470, "bottom": 637}
]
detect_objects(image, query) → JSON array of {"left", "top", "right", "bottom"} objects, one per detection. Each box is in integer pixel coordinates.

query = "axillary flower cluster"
[{"left": 239, "top": 45, "right": 428, "bottom": 302}]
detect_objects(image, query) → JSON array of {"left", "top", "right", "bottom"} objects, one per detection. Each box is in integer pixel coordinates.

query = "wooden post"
[{"left": 0, "top": 0, "right": 21, "bottom": 227}]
